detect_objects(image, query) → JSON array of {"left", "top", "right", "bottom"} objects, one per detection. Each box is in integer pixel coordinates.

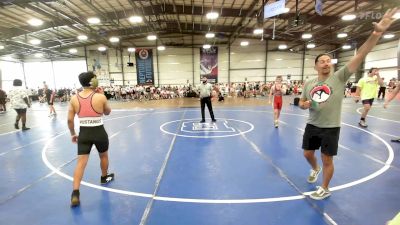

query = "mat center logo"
[
  {"left": 183, "top": 121, "right": 235, "bottom": 133},
  {"left": 160, "top": 118, "right": 254, "bottom": 138}
]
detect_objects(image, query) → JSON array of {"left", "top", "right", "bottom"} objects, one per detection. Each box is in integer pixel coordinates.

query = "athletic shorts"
[
  {"left": 302, "top": 124, "right": 340, "bottom": 156},
  {"left": 78, "top": 125, "right": 109, "bottom": 155},
  {"left": 14, "top": 108, "right": 27, "bottom": 114},
  {"left": 273, "top": 96, "right": 282, "bottom": 110},
  {"left": 361, "top": 98, "right": 374, "bottom": 106}
]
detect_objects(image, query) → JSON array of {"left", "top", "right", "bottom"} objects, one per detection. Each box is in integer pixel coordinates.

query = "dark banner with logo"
[
  {"left": 135, "top": 49, "right": 154, "bottom": 85},
  {"left": 200, "top": 46, "right": 218, "bottom": 83}
]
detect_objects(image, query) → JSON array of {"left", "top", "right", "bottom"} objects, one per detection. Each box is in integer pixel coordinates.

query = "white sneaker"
[
  {"left": 310, "top": 186, "right": 331, "bottom": 200},
  {"left": 274, "top": 120, "right": 279, "bottom": 128},
  {"left": 358, "top": 120, "right": 368, "bottom": 128},
  {"left": 307, "top": 166, "right": 321, "bottom": 183}
]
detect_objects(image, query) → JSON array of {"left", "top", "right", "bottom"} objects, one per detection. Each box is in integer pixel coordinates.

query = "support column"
[
  {"left": 22, "top": 62, "right": 27, "bottom": 88},
  {"left": 397, "top": 38, "right": 400, "bottom": 80},
  {"left": 50, "top": 60, "right": 56, "bottom": 89},
  {"left": 156, "top": 41, "right": 160, "bottom": 86},
  {"left": 192, "top": 34, "right": 195, "bottom": 86},
  {"left": 264, "top": 40, "right": 268, "bottom": 83},
  {"left": 106, "top": 50, "right": 111, "bottom": 83},
  {"left": 301, "top": 44, "right": 306, "bottom": 81},
  {"left": 228, "top": 41, "right": 231, "bottom": 85},
  {"left": 0, "top": 67, "right": 2, "bottom": 89},
  {"left": 120, "top": 48, "right": 125, "bottom": 86},
  {"left": 84, "top": 46, "right": 88, "bottom": 71}
]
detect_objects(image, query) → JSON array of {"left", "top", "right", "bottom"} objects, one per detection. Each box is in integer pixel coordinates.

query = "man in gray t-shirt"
[
  {"left": 198, "top": 76, "right": 216, "bottom": 123},
  {"left": 301, "top": 66, "right": 352, "bottom": 128},
  {"left": 298, "top": 7, "right": 398, "bottom": 200}
]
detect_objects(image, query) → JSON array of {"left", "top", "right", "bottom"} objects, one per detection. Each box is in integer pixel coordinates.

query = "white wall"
[
  {"left": 52, "top": 60, "right": 86, "bottom": 89},
  {"left": 0, "top": 60, "right": 24, "bottom": 92},
  {"left": 16, "top": 60, "right": 86, "bottom": 90},
  {"left": 158, "top": 48, "right": 193, "bottom": 86},
  {"left": 83, "top": 40, "right": 336, "bottom": 86},
  {"left": 24, "top": 62, "right": 54, "bottom": 89},
  {"left": 3, "top": 39, "right": 397, "bottom": 90},
  {"left": 364, "top": 40, "right": 398, "bottom": 81},
  {"left": 230, "top": 39, "right": 266, "bottom": 83},
  {"left": 338, "top": 40, "right": 398, "bottom": 82}
]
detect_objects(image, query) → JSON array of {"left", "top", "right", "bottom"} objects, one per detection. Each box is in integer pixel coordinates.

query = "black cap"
[
  {"left": 78, "top": 71, "right": 95, "bottom": 87},
  {"left": 13, "top": 79, "right": 22, "bottom": 86}
]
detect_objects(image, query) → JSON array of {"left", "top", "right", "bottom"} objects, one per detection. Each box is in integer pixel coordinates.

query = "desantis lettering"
[
  {"left": 81, "top": 119, "right": 102, "bottom": 124},
  {"left": 79, "top": 117, "right": 104, "bottom": 127}
]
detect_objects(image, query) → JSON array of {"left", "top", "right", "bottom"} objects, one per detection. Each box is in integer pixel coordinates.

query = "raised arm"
[{"left": 347, "top": 8, "right": 398, "bottom": 73}]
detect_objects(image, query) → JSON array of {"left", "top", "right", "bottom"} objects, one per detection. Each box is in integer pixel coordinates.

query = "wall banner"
[
  {"left": 135, "top": 48, "right": 154, "bottom": 85},
  {"left": 200, "top": 46, "right": 218, "bottom": 83}
]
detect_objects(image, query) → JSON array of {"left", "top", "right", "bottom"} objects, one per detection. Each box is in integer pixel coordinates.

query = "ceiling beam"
[{"left": 0, "top": 2, "right": 340, "bottom": 40}]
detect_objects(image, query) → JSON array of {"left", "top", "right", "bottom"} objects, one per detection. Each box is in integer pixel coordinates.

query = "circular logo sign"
[{"left": 139, "top": 49, "right": 149, "bottom": 59}]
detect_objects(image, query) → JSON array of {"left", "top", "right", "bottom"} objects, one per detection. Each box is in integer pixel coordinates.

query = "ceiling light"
[
  {"left": 0, "top": 45, "right": 4, "bottom": 50},
  {"left": 302, "top": 33, "right": 312, "bottom": 39},
  {"left": 147, "top": 35, "right": 157, "bottom": 40},
  {"left": 34, "top": 53, "right": 43, "bottom": 58},
  {"left": 87, "top": 17, "right": 100, "bottom": 24},
  {"left": 206, "top": 12, "right": 219, "bottom": 19},
  {"left": 3, "top": 56, "right": 13, "bottom": 60},
  {"left": 341, "top": 14, "right": 356, "bottom": 21},
  {"left": 157, "top": 46, "right": 165, "bottom": 51},
  {"left": 203, "top": 44, "right": 211, "bottom": 49},
  {"left": 205, "top": 32, "right": 215, "bottom": 38},
  {"left": 383, "top": 34, "right": 395, "bottom": 39},
  {"left": 278, "top": 44, "right": 287, "bottom": 50},
  {"left": 129, "top": 16, "right": 143, "bottom": 23},
  {"left": 307, "top": 43, "right": 316, "bottom": 48},
  {"left": 29, "top": 39, "right": 41, "bottom": 45},
  {"left": 28, "top": 18, "right": 43, "bottom": 26},
  {"left": 337, "top": 33, "right": 348, "bottom": 38},
  {"left": 275, "top": 58, "right": 283, "bottom": 61},
  {"left": 240, "top": 41, "right": 249, "bottom": 46},
  {"left": 109, "top": 37, "right": 120, "bottom": 43},
  {"left": 342, "top": 44, "right": 351, "bottom": 50},
  {"left": 69, "top": 48, "right": 78, "bottom": 54},
  {"left": 283, "top": 8, "right": 290, "bottom": 13},
  {"left": 98, "top": 46, "right": 107, "bottom": 51},
  {"left": 393, "top": 12, "right": 400, "bottom": 19},
  {"left": 127, "top": 47, "right": 136, "bottom": 52},
  {"left": 77, "top": 35, "right": 88, "bottom": 40},
  {"left": 253, "top": 28, "right": 263, "bottom": 35}
]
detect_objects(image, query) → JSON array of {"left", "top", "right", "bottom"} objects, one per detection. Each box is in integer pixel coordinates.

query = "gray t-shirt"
[
  {"left": 198, "top": 82, "right": 212, "bottom": 98},
  {"left": 301, "top": 66, "right": 352, "bottom": 128}
]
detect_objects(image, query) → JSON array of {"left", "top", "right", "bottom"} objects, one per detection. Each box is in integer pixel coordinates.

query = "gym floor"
[{"left": 0, "top": 96, "right": 399, "bottom": 225}]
